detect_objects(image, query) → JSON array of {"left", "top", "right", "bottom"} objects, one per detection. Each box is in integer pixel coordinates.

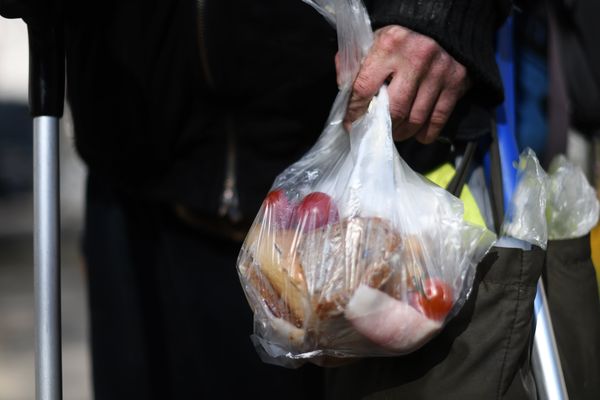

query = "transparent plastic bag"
[
  {"left": 236, "top": 0, "right": 496, "bottom": 365},
  {"left": 546, "top": 155, "right": 600, "bottom": 240},
  {"left": 500, "top": 148, "right": 549, "bottom": 249}
]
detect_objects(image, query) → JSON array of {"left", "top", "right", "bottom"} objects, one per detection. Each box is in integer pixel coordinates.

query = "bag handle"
[
  {"left": 446, "top": 140, "right": 477, "bottom": 197},
  {"left": 488, "top": 120, "right": 505, "bottom": 233},
  {"left": 445, "top": 119, "right": 504, "bottom": 233}
]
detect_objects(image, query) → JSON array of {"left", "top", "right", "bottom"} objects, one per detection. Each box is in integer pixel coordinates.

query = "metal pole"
[
  {"left": 34, "top": 116, "right": 62, "bottom": 400},
  {"left": 28, "top": 16, "right": 65, "bottom": 400},
  {"left": 0, "top": 2, "right": 65, "bottom": 398},
  {"left": 532, "top": 282, "right": 569, "bottom": 400}
]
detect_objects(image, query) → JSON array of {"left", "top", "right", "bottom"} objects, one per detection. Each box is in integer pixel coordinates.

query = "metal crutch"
[
  {"left": 0, "top": 4, "right": 67, "bottom": 398},
  {"left": 495, "top": 16, "right": 569, "bottom": 400},
  {"left": 28, "top": 14, "right": 65, "bottom": 400},
  {"left": 1, "top": 6, "right": 66, "bottom": 399}
]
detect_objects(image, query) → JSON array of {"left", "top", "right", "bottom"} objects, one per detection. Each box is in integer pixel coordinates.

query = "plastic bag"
[
  {"left": 500, "top": 149, "right": 600, "bottom": 246},
  {"left": 546, "top": 155, "right": 600, "bottom": 240},
  {"left": 236, "top": 0, "right": 496, "bottom": 365},
  {"left": 500, "top": 148, "right": 548, "bottom": 249}
]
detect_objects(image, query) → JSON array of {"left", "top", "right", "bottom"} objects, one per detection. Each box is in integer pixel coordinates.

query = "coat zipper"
[
  {"left": 197, "top": 0, "right": 242, "bottom": 222},
  {"left": 196, "top": 0, "right": 215, "bottom": 88},
  {"left": 218, "top": 117, "right": 242, "bottom": 223}
]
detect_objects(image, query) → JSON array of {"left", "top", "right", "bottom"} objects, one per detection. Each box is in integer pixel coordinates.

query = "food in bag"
[{"left": 236, "top": 0, "right": 496, "bottom": 365}]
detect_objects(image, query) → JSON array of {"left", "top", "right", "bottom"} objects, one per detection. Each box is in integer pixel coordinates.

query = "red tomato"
[
  {"left": 263, "top": 189, "right": 294, "bottom": 229},
  {"left": 416, "top": 278, "right": 454, "bottom": 321},
  {"left": 294, "top": 192, "right": 339, "bottom": 230},
  {"left": 264, "top": 189, "right": 286, "bottom": 208}
]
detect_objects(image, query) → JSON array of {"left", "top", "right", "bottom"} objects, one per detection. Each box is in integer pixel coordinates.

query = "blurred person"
[
  {"left": 0, "top": 0, "right": 510, "bottom": 399},
  {"left": 541, "top": 1, "right": 600, "bottom": 399}
]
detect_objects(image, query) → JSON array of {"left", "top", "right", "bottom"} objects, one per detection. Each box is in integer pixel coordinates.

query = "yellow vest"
[{"left": 424, "top": 163, "right": 487, "bottom": 228}]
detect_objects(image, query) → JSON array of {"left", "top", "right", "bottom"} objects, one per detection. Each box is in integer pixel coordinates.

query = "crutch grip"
[
  {"left": 27, "top": 19, "right": 64, "bottom": 117},
  {"left": 0, "top": 1, "right": 65, "bottom": 117}
]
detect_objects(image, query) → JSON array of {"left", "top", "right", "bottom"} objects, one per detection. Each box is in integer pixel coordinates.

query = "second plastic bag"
[
  {"left": 236, "top": 0, "right": 496, "bottom": 365},
  {"left": 499, "top": 149, "right": 600, "bottom": 245}
]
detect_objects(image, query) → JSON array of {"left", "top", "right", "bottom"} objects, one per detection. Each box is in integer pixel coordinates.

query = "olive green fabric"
[
  {"left": 325, "top": 246, "right": 545, "bottom": 400},
  {"left": 543, "top": 235, "right": 600, "bottom": 400}
]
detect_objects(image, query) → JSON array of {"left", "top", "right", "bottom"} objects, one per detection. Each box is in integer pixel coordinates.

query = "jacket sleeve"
[
  {"left": 364, "top": 0, "right": 512, "bottom": 105},
  {"left": 0, "top": 0, "right": 33, "bottom": 18},
  {"left": 0, "top": 0, "right": 57, "bottom": 23}
]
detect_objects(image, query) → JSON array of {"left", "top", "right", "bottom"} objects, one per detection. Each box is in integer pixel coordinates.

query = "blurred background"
[{"left": 0, "top": 17, "right": 91, "bottom": 400}]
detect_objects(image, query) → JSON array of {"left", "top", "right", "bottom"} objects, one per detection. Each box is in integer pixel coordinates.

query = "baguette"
[{"left": 245, "top": 224, "right": 309, "bottom": 327}]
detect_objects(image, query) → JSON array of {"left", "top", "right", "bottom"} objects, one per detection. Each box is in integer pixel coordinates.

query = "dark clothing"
[
  {"left": 83, "top": 174, "right": 325, "bottom": 399},
  {"left": 551, "top": 0, "right": 600, "bottom": 133},
  {"left": 65, "top": 0, "right": 339, "bottom": 221},
  {"left": 543, "top": 236, "right": 600, "bottom": 400},
  {"left": 0, "top": 1, "right": 514, "bottom": 398},
  {"left": 61, "top": 0, "right": 511, "bottom": 223},
  {"left": 63, "top": 4, "right": 513, "bottom": 399}
]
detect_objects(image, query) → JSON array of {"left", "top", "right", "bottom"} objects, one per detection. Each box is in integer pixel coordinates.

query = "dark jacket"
[{"left": 2, "top": 0, "right": 512, "bottom": 223}]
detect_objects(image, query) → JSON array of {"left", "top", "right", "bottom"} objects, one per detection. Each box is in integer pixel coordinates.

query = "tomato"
[
  {"left": 264, "top": 189, "right": 287, "bottom": 208},
  {"left": 263, "top": 189, "right": 294, "bottom": 229},
  {"left": 294, "top": 192, "right": 339, "bottom": 231},
  {"left": 416, "top": 278, "right": 454, "bottom": 321}
]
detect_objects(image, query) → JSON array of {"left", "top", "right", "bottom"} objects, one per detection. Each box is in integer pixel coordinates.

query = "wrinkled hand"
[{"left": 338, "top": 25, "right": 471, "bottom": 143}]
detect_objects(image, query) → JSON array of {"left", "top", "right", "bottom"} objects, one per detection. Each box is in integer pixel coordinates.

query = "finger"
[
  {"left": 387, "top": 67, "right": 422, "bottom": 141},
  {"left": 395, "top": 76, "right": 442, "bottom": 141},
  {"left": 415, "top": 60, "right": 469, "bottom": 144},
  {"left": 344, "top": 49, "right": 395, "bottom": 125},
  {"left": 392, "top": 49, "right": 451, "bottom": 141},
  {"left": 414, "top": 88, "right": 459, "bottom": 144}
]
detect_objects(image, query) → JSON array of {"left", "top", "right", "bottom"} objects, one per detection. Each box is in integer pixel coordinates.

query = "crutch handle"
[
  {"left": 27, "top": 19, "right": 64, "bottom": 117},
  {"left": 0, "top": 0, "right": 64, "bottom": 117}
]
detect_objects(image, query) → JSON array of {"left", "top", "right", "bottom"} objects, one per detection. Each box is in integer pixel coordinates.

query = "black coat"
[
  {"left": 2, "top": 0, "right": 511, "bottom": 221},
  {"left": 65, "top": 0, "right": 340, "bottom": 220}
]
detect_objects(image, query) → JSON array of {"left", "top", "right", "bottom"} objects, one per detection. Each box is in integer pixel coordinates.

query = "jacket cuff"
[{"left": 365, "top": 0, "right": 511, "bottom": 106}]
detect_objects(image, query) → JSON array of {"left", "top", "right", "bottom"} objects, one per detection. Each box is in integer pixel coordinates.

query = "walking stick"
[
  {"left": 30, "top": 20, "right": 64, "bottom": 400},
  {"left": 0, "top": 4, "right": 67, "bottom": 397},
  {"left": 1, "top": 7, "right": 64, "bottom": 399},
  {"left": 1, "top": 7, "right": 67, "bottom": 400}
]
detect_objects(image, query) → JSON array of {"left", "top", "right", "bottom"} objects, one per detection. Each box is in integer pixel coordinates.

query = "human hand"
[{"left": 338, "top": 25, "right": 471, "bottom": 143}]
